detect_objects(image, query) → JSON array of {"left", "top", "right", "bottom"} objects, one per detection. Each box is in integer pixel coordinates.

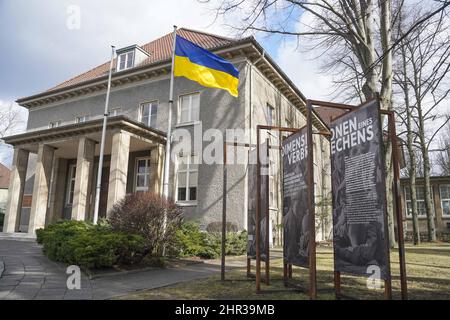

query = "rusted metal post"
[
  {"left": 334, "top": 271, "right": 341, "bottom": 299},
  {"left": 265, "top": 137, "right": 270, "bottom": 286},
  {"left": 388, "top": 111, "right": 408, "bottom": 300},
  {"left": 255, "top": 126, "right": 261, "bottom": 293},
  {"left": 306, "top": 101, "right": 317, "bottom": 300},
  {"left": 221, "top": 142, "right": 227, "bottom": 281}
]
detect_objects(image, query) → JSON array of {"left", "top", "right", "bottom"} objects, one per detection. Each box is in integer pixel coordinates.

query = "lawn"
[{"left": 118, "top": 243, "right": 450, "bottom": 300}]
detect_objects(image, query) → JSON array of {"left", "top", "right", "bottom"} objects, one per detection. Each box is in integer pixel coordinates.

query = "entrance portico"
[{"left": 2, "top": 116, "right": 166, "bottom": 235}]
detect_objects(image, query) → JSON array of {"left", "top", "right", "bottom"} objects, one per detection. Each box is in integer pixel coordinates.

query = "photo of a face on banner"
[
  {"left": 282, "top": 127, "right": 309, "bottom": 268},
  {"left": 330, "top": 100, "right": 389, "bottom": 280}
]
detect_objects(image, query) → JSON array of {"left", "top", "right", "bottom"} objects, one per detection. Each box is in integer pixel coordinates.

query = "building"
[
  {"left": 1, "top": 28, "right": 332, "bottom": 240},
  {"left": 400, "top": 176, "right": 450, "bottom": 241}
]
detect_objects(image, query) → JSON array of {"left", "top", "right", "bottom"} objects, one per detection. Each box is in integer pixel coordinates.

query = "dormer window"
[
  {"left": 118, "top": 51, "right": 135, "bottom": 71},
  {"left": 116, "top": 45, "right": 150, "bottom": 72}
]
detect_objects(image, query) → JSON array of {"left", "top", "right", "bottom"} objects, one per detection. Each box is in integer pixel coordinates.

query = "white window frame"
[
  {"left": 404, "top": 185, "right": 433, "bottom": 218},
  {"left": 134, "top": 157, "right": 151, "bottom": 193},
  {"left": 118, "top": 51, "right": 135, "bottom": 71},
  {"left": 66, "top": 164, "right": 77, "bottom": 206},
  {"left": 139, "top": 100, "right": 158, "bottom": 128},
  {"left": 177, "top": 92, "right": 200, "bottom": 125},
  {"left": 440, "top": 184, "right": 450, "bottom": 217},
  {"left": 75, "top": 115, "right": 89, "bottom": 123},
  {"left": 109, "top": 107, "right": 122, "bottom": 117},
  {"left": 49, "top": 120, "right": 62, "bottom": 128},
  {"left": 175, "top": 153, "right": 198, "bottom": 205}
]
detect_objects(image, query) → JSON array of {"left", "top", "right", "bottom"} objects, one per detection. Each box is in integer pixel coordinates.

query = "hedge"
[{"left": 36, "top": 220, "right": 147, "bottom": 269}]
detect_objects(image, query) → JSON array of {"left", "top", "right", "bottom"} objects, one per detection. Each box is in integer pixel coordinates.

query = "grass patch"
[{"left": 117, "top": 243, "right": 450, "bottom": 300}]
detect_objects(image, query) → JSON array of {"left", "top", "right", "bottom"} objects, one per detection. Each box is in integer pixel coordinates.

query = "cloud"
[{"left": 0, "top": 0, "right": 229, "bottom": 101}]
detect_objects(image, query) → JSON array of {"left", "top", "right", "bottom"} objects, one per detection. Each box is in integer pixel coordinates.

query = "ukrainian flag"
[{"left": 174, "top": 35, "right": 239, "bottom": 97}]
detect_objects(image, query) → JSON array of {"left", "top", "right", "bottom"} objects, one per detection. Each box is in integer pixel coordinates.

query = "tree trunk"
[
  {"left": 422, "top": 146, "right": 437, "bottom": 241},
  {"left": 380, "top": 0, "right": 396, "bottom": 248},
  {"left": 417, "top": 101, "right": 437, "bottom": 241},
  {"left": 400, "top": 37, "right": 421, "bottom": 245}
]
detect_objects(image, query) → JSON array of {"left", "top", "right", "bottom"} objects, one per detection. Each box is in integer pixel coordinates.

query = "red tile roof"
[
  {"left": 313, "top": 106, "right": 347, "bottom": 126},
  {"left": 48, "top": 28, "right": 237, "bottom": 91},
  {"left": 0, "top": 163, "right": 10, "bottom": 189}
]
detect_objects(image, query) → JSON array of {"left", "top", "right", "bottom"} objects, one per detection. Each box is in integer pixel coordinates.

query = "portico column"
[
  {"left": 106, "top": 130, "right": 130, "bottom": 215},
  {"left": 72, "top": 137, "right": 96, "bottom": 221},
  {"left": 29, "top": 144, "right": 55, "bottom": 233},
  {"left": 3, "top": 148, "right": 29, "bottom": 233},
  {"left": 151, "top": 144, "right": 165, "bottom": 194}
]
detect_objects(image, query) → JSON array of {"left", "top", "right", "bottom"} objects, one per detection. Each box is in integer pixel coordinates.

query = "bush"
[
  {"left": 225, "top": 230, "right": 247, "bottom": 256},
  {"left": 169, "top": 222, "right": 247, "bottom": 259},
  {"left": 36, "top": 220, "right": 146, "bottom": 269},
  {"left": 109, "top": 192, "right": 183, "bottom": 256},
  {"left": 206, "top": 221, "right": 238, "bottom": 233}
]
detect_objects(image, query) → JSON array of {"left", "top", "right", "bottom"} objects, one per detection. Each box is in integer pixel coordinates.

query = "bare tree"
[
  {"left": 394, "top": 7, "right": 450, "bottom": 241},
  {"left": 205, "top": 0, "right": 450, "bottom": 246},
  {"left": 0, "top": 102, "right": 27, "bottom": 166},
  {"left": 394, "top": 13, "right": 421, "bottom": 244},
  {"left": 435, "top": 121, "right": 450, "bottom": 174},
  {"left": 0, "top": 103, "right": 23, "bottom": 139}
]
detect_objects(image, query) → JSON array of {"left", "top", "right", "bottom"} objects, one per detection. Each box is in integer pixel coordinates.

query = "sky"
[{"left": 0, "top": 0, "right": 332, "bottom": 166}]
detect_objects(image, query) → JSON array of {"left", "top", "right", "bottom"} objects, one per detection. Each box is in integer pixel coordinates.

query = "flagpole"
[
  {"left": 160, "top": 26, "right": 177, "bottom": 255},
  {"left": 162, "top": 26, "right": 177, "bottom": 200},
  {"left": 93, "top": 45, "right": 115, "bottom": 225}
]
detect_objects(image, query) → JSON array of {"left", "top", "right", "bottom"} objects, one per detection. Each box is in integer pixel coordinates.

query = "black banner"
[
  {"left": 282, "top": 127, "right": 309, "bottom": 268},
  {"left": 330, "top": 100, "right": 389, "bottom": 280},
  {"left": 247, "top": 143, "right": 269, "bottom": 261}
]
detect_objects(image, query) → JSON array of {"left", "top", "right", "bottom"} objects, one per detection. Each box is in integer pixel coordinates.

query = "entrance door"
[{"left": 99, "top": 166, "right": 109, "bottom": 218}]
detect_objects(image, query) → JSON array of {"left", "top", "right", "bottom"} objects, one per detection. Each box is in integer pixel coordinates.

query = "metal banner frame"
[
  {"left": 308, "top": 98, "right": 407, "bottom": 300},
  {"left": 219, "top": 97, "right": 406, "bottom": 300}
]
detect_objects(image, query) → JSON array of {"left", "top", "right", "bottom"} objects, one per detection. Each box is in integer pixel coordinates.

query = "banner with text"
[
  {"left": 282, "top": 127, "right": 309, "bottom": 268},
  {"left": 247, "top": 143, "right": 269, "bottom": 261},
  {"left": 330, "top": 100, "right": 388, "bottom": 280}
]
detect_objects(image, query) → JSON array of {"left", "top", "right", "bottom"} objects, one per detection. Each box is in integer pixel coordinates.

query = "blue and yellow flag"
[{"left": 174, "top": 35, "right": 239, "bottom": 97}]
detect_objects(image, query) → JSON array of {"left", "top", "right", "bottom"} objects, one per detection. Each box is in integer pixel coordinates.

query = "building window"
[
  {"left": 135, "top": 157, "right": 151, "bottom": 193},
  {"left": 49, "top": 120, "right": 61, "bottom": 128},
  {"left": 140, "top": 101, "right": 158, "bottom": 128},
  {"left": 405, "top": 186, "right": 433, "bottom": 217},
  {"left": 176, "top": 154, "right": 198, "bottom": 203},
  {"left": 66, "top": 164, "right": 77, "bottom": 206},
  {"left": 110, "top": 108, "right": 121, "bottom": 117},
  {"left": 118, "top": 51, "right": 135, "bottom": 71},
  {"left": 178, "top": 93, "right": 200, "bottom": 124},
  {"left": 440, "top": 185, "right": 450, "bottom": 216},
  {"left": 267, "top": 104, "right": 275, "bottom": 126},
  {"left": 75, "top": 115, "right": 89, "bottom": 123}
]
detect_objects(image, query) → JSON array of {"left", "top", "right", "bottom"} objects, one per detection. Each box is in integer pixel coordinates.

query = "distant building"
[
  {"left": 400, "top": 176, "right": 450, "bottom": 241},
  {"left": 0, "top": 162, "right": 11, "bottom": 231}
]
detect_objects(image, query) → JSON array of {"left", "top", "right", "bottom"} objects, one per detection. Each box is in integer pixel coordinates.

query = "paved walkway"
[{"left": 0, "top": 240, "right": 222, "bottom": 300}]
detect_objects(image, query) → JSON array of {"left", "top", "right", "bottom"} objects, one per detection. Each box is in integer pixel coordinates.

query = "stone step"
[{"left": 0, "top": 232, "right": 36, "bottom": 242}]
